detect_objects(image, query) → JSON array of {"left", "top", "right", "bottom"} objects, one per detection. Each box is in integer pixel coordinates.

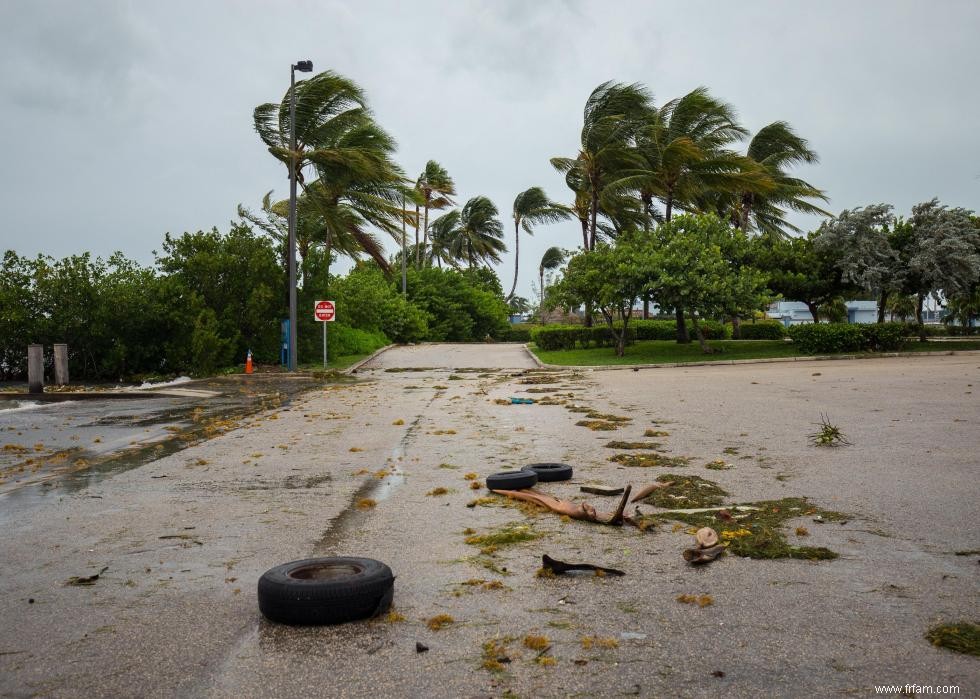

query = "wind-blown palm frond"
[
  {"left": 445, "top": 196, "right": 507, "bottom": 268},
  {"left": 551, "top": 81, "right": 652, "bottom": 249},
  {"left": 723, "top": 121, "right": 830, "bottom": 239},
  {"left": 507, "top": 187, "right": 570, "bottom": 299}
]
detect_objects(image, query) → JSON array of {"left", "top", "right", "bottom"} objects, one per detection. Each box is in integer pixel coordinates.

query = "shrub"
[
  {"left": 531, "top": 325, "right": 580, "bottom": 351},
  {"left": 325, "top": 324, "right": 389, "bottom": 358},
  {"left": 859, "top": 322, "right": 905, "bottom": 351},
  {"left": 734, "top": 321, "right": 787, "bottom": 340},
  {"left": 495, "top": 324, "right": 533, "bottom": 342},
  {"left": 788, "top": 322, "right": 906, "bottom": 354}
]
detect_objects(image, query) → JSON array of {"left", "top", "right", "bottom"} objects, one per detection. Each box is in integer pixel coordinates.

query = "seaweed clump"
[
  {"left": 925, "top": 623, "right": 980, "bottom": 657},
  {"left": 605, "top": 441, "right": 662, "bottom": 450},
  {"left": 609, "top": 453, "right": 690, "bottom": 468},
  {"left": 637, "top": 474, "right": 727, "bottom": 508}
]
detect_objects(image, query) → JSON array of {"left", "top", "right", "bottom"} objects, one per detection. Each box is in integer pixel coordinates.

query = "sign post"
[{"left": 314, "top": 301, "right": 336, "bottom": 368}]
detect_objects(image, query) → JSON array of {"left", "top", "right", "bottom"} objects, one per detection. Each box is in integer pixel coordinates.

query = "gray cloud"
[{"left": 1, "top": 0, "right": 978, "bottom": 299}]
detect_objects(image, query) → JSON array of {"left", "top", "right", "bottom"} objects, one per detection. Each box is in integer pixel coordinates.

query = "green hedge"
[
  {"left": 631, "top": 319, "right": 729, "bottom": 340},
  {"left": 788, "top": 322, "right": 905, "bottom": 354},
  {"left": 899, "top": 323, "right": 978, "bottom": 337},
  {"left": 494, "top": 324, "right": 533, "bottom": 342},
  {"left": 531, "top": 325, "right": 637, "bottom": 351},
  {"left": 733, "top": 321, "right": 787, "bottom": 340}
]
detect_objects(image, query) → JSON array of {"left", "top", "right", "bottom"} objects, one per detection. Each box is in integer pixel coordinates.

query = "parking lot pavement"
[
  {"left": 1, "top": 349, "right": 977, "bottom": 698},
  {"left": 359, "top": 342, "right": 539, "bottom": 370}
]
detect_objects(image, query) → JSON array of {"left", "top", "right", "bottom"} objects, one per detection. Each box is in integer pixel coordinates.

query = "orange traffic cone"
[{"left": 245, "top": 350, "right": 253, "bottom": 374}]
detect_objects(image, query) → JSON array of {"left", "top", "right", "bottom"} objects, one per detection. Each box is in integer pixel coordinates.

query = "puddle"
[{"left": 0, "top": 374, "right": 326, "bottom": 524}]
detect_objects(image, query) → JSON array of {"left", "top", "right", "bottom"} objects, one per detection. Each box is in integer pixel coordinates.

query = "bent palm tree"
[
  {"left": 508, "top": 187, "right": 569, "bottom": 300},
  {"left": 253, "top": 70, "right": 412, "bottom": 273},
  {"left": 415, "top": 160, "right": 456, "bottom": 267},
  {"left": 724, "top": 121, "right": 829, "bottom": 239},
  {"left": 446, "top": 196, "right": 507, "bottom": 268},
  {"left": 538, "top": 246, "right": 565, "bottom": 313},
  {"left": 551, "top": 81, "right": 651, "bottom": 250}
]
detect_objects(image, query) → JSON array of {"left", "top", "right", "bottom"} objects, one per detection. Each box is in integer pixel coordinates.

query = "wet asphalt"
[{"left": 0, "top": 346, "right": 977, "bottom": 698}]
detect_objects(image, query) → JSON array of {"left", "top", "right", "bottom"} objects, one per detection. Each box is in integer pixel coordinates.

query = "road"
[{"left": 1, "top": 346, "right": 977, "bottom": 698}]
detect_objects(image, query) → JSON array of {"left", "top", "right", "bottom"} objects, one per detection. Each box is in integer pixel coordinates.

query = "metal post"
[
  {"left": 53, "top": 344, "right": 69, "bottom": 385},
  {"left": 287, "top": 64, "right": 299, "bottom": 371},
  {"left": 401, "top": 194, "right": 407, "bottom": 296},
  {"left": 322, "top": 321, "right": 327, "bottom": 369},
  {"left": 28, "top": 344, "right": 43, "bottom": 394}
]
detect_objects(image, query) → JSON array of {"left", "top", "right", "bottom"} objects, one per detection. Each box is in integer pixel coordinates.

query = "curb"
[
  {"left": 529, "top": 349, "right": 980, "bottom": 372},
  {"left": 522, "top": 343, "right": 546, "bottom": 369},
  {"left": 346, "top": 344, "right": 397, "bottom": 374}
]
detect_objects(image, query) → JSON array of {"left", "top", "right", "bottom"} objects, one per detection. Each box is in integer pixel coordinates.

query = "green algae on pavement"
[{"left": 925, "top": 623, "right": 980, "bottom": 656}]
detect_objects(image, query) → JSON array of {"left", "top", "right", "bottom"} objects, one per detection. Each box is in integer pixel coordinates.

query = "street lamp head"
[{"left": 295, "top": 60, "right": 313, "bottom": 72}]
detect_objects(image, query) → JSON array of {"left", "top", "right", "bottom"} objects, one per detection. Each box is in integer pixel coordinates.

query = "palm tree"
[
  {"left": 538, "top": 246, "right": 565, "bottom": 315},
  {"left": 507, "top": 187, "right": 569, "bottom": 300},
  {"left": 440, "top": 196, "right": 507, "bottom": 268},
  {"left": 722, "top": 121, "right": 830, "bottom": 239},
  {"left": 551, "top": 81, "right": 651, "bottom": 251},
  {"left": 253, "top": 70, "right": 412, "bottom": 276},
  {"left": 415, "top": 160, "right": 456, "bottom": 267},
  {"left": 609, "top": 87, "right": 764, "bottom": 338},
  {"left": 427, "top": 209, "right": 460, "bottom": 268}
]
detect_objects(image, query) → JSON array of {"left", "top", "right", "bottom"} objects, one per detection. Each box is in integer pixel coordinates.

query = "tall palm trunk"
[
  {"left": 539, "top": 268, "right": 545, "bottom": 319},
  {"left": 507, "top": 219, "right": 520, "bottom": 300},
  {"left": 414, "top": 204, "right": 420, "bottom": 268},
  {"left": 422, "top": 203, "right": 430, "bottom": 265},
  {"left": 664, "top": 194, "right": 690, "bottom": 343}
]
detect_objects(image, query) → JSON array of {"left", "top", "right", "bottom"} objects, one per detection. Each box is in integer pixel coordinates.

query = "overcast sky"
[{"left": 1, "top": 0, "right": 978, "bottom": 299}]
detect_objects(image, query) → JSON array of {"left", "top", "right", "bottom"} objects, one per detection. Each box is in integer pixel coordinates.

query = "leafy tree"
[
  {"left": 507, "top": 187, "right": 569, "bottom": 300},
  {"left": 405, "top": 266, "right": 509, "bottom": 341},
  {"left": 553, "top": 234, "right": 657, "bottom": 356},
  {"left": 651, "top": 214, "right": 768, "bottom": 352},
  {"left": 155, "top": 224, "right": 282, "bottom": 362},
  {"left": 812, "top": 204, "right": 898, "bottom": 321},
  {"left": 751, "top": 234, "right": 848, "bottom": 324},
  {"left": 900, "top": 199, "right": 980, "bottom": 332}
]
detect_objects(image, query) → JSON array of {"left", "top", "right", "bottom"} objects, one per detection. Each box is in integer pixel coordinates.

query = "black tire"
[
  {"left": 258, "top": 556, "right": 394, "bottom": 625},
  {"left": 523, "top": 462, "right": 573, "bottom": 482},
  {"left": 486, "top": 470, "right": 538, "bottom": 490}
]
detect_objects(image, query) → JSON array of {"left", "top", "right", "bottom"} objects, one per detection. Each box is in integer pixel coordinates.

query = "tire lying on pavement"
[
  {"left": 522, "top": 462, "right": 573, "bottom": 482},
  {"left": 258, "top": 557, "right": 394, "bottom": 625},
  {"left": 486, "top": 470, "right": 538, "bottom": 491}
]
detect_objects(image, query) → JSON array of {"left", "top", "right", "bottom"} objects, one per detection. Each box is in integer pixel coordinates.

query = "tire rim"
[{"left": 288, "top": 563, "right": 364, "bottom": 580}]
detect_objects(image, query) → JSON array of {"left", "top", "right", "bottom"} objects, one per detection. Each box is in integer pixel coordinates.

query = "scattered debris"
[
  {"left": 491, "top": 486, "right": 636, "bottom": 527},
  {"left": 392, "top": 419, "right": 405, "bottom": 425},
  {"left": 620, "top": 632, "right": 647, "bottom": 640},
  {"left": 644, "top": 429, "right": 670, "bottom": 437},
  {"left": 426, "top": 614, "right": 455, "bottom": 631},
  {"left": 65, "top": 566, "right": 108, "bottom": 586},
  {"left": 540, "top": 554, "right": 624, "bottom": 577},
  {"left": 808, "top": 414, "right": 852, "bottom": 447},
  {"left": 629, "top": 481, "right": 673, "bottom": 502},
  {"left": 356, "top": 498, "right": 377, "bottom": 510},
  {"left": 426, "top": 487, "right": 450, "bottom": 497},
  {"left": 610, "top": 452, "right": 690, "bottom": 468},
  {"left": 509, "top": 397, "right": 536, "bottom": 404},
  {"left": 465, "top": 522, "right": 541, "bottom": 555},
  {"left": 605, "top": 441, "right": 662, "bottom": 450},
  {"left": 576, "top": 420, "right": 621, "bottom": 431},
  {"left": 581, "top": 485, "right": 625, "bottom": 497},
  {"left": 481, "top": 638, "right": 512, "bottom": 671},
  {"left": 634, "top": 475, "right": 726, "bottom": 508},
  {"left": 676, "top": 594, "right": 714, "bottom": 607},
  {"left": 695, "top": 527, "right": 719, "bottom": 548},
  {"left": 683, "top": 545, "right": 726, "bottom": 565},
  {"left": 581, "top": 636, "right": 619, "bottom": 649},
  {"left": 705, "top": 459, "right": 733, "bottom": 470},
  {"left": 415, "top": 641, "right": 429, "bottom": 653},
  {"left": 925, "top": 622, "right": 980, "bottom": 656},
  {"left": 523, "top": 634, "right": 550, "bottom": 650}
]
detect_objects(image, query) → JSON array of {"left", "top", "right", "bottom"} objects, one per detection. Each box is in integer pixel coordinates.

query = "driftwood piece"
[
  {"left": 580, "top": 485, "right": 625, "bottom": 497},
  {"left": 491, "top": 485, "right": 636, "bottom": 527},
  {"left": 542, "top": 554, "right": 625, "bottom": 577},
  {"left": 629, "top": 481, "right": 674, "bottom": 503},
  {"left": 682, "top": 545, "right": 725, "bottom": 564}
]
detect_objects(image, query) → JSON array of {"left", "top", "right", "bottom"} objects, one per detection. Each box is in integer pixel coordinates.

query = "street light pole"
[{"left": 287, "top": 60, "right": 313, "bottom": 371}]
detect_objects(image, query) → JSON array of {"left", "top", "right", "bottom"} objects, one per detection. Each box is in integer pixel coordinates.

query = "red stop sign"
[{"left": 314, "top": 300, "right": 336, "bottom": 322}]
